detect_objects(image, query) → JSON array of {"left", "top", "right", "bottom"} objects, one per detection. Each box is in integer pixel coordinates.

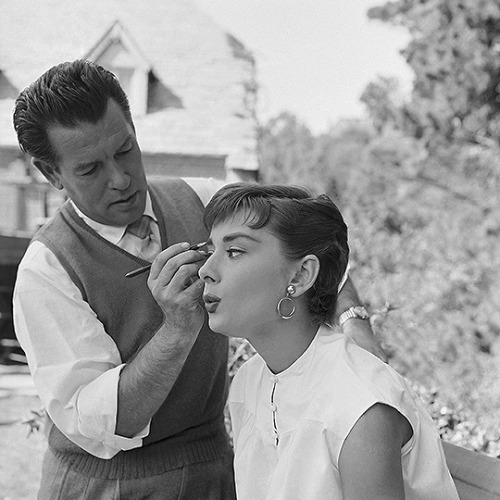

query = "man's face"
[{"left": 42, "top": 99, "right": 147, "bottom": 227}]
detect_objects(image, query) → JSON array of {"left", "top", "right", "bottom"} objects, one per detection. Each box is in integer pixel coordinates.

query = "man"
[{"left": 12, "top": 60, "right": 384, "bottom": 499}]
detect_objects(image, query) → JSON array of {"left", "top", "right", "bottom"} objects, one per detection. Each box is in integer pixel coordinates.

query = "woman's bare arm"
[{"left": 339, "top": 403, "right": 412, "bottom": 500}]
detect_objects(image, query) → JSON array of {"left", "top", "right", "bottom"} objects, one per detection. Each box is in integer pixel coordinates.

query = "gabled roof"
[
  {"left": 0, "top": 0, "right": 258, "bottom": 171},
  {"left": 85, "top": 20, "right": 152, "bottom": 73}
]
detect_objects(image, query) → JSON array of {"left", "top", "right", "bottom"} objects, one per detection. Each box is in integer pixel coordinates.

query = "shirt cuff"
[{"left": 77, "top": 364, "right": 151, "bottom": 451}]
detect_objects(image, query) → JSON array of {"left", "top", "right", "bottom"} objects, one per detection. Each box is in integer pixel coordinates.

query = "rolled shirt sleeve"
[
  {"left": 77, "top": 365, "right": 150, "bottom": 454},
  {"left": 13, "top": 241, "right": 150, "bottom": 459}
]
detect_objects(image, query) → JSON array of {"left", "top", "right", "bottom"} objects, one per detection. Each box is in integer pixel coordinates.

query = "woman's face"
[{"left": 199, "top": 211, "right": 294, "bottom": 339}]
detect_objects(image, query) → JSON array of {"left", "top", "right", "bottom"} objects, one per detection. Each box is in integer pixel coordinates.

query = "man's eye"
[
  {"left": 116, "top": 147, "right": 132, "bottom": 157},
  {"left": 81, "top": 164, "right": 99, "bottom": 176}
]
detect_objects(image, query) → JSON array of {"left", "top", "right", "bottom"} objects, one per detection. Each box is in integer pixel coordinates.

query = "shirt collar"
[
  {"left": 266, "top": 325, "right": 324, "bottom": 380},
  {"left": 71, "top": 192, "right": 156, "bottom": 245}
]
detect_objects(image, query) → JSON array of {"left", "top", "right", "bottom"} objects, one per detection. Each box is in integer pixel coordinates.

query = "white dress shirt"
[{"left": 13, "top": 177, "right": 224, "bottom": 459}]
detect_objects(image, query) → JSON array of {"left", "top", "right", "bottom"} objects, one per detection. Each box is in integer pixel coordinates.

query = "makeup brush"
[{"left": 125, "top": 241, "right": 207, "bottom": 278}]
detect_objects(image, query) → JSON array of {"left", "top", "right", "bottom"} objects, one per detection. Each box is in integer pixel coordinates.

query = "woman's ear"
[
  {"left": 32, "top": 158, "right": 63, "bottom": 190},
  {"left": 290, "top": 254, "right": 320, "bottom": 297}
]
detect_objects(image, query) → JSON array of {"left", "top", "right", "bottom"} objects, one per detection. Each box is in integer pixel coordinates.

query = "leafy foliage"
[{"left": 365, "top": 0, "right": 500, "bottom": 147}]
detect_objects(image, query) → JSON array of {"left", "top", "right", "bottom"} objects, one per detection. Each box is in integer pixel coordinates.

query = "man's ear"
[
  {"left": 31, "top": 158, "right": 63, "bottom": 190},
  {"left": 290, "top": 254, "right": 320, "bottom": 297}
]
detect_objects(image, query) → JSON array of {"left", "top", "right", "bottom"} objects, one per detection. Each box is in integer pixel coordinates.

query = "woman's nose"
[{"left": 198, "top": 255, "right": 215, "bottom": 282}]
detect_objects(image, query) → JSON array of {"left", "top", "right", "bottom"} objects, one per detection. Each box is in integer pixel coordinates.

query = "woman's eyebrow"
[
  {"left": 222, "top": 232, "right": 261, "bottom": 243},
  {"left": 206, "top": 232, "right": 261, "bottom": 247}
]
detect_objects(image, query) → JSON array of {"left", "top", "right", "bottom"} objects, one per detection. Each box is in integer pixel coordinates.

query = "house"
[{"left": 0, "top": 0, "right": 259, "bottom": 233}]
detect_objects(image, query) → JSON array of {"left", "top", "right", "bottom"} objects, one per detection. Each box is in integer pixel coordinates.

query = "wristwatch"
[{"left": 339, "top": 306, "right": 369, "bottom": 326}]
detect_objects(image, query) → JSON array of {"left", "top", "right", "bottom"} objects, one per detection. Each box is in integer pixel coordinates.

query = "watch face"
[
  {"left": 339, "top": 306, "right": 370, "bottom": 326},
  {"left": 353, "top": 306, "right": 369, "bottom": 319}
]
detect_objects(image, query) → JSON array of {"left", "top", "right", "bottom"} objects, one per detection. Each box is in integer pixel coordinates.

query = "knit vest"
[{"left": 33, "top": 178, "right": 230, "bottom": 479}]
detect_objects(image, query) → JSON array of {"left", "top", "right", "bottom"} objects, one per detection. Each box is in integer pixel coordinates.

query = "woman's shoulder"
[
  {"left": 342, "top": 341, "right": 415, "bottom": 403},
  {"left": 314, "top": 330, "right": 422, "bottom": 427}
]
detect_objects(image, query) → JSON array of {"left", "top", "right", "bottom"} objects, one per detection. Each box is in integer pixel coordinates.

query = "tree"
[
  {"left": 360, "top": 76, "right": 405, "bottom": 133},
  {"left": 258, "top": 112, "right": 316, "bottom": 185},
  {"left": 258, "top": 112, "right": 377, "bottom": 202},
  {"left": 368, "top": 0, "right": 500, "bottom": 147}
]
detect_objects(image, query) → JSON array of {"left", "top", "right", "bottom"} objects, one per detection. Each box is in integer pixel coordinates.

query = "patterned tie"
[
  {"left": 127, "top": 215, "right": 153, "bottom": 239},
  {"left": 126, "top": 215, "right": 161, "bottom": 261}
]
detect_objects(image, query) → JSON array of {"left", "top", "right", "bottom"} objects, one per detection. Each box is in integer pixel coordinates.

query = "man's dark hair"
[
  {"left": 13, "top": 59, "right": 133, "bottom": 165},
  {"left": 204, "top": 183, "right": 350, "bottom": 325}
]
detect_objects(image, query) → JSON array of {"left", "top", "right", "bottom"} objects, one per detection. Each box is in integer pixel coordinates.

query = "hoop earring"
[{"left": 277, "top": 284, "right": 296, "bottom": 320}]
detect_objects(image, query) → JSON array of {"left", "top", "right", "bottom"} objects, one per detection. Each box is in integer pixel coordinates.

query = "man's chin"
[{"left": 112, "top": 193, "right": 145, "bottom": 222}]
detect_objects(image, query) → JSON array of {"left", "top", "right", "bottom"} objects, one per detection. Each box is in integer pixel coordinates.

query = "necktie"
[
  {"left": 126, "top": 215, "right": 161, "bottom": 261},
  {"left": 127, "top": 215, "right": 153, "bottom": 239}
]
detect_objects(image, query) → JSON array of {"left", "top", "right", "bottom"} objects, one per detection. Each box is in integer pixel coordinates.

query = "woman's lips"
[{"left": 203, "top": 294, "right": 221, "bottom": 313}]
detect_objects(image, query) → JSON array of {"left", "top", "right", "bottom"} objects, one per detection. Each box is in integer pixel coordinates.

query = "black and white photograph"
[{"left": 0, "top": 1, "right": 499, "bottom": 499}]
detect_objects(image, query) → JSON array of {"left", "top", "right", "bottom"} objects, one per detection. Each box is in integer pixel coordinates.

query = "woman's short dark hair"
[
  {"left": 13, "top": 59, "right": 133, "bottom": 166},
  {"left": 204, "top": 183, "right": 349, "bottom": 325}
]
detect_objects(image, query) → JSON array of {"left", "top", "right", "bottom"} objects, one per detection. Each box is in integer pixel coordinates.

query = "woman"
[{"left": 198, "top": 183, "right": 459, "bottom": 500}]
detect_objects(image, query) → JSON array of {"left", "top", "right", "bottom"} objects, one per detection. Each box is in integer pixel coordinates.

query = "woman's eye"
[{"left": 227, "top": 249, "right": 244, "bottom": 258}]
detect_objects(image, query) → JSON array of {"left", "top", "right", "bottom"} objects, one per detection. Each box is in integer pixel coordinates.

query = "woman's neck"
[{"left": 249, "top": 315, "right": 320, "bottom": 374}]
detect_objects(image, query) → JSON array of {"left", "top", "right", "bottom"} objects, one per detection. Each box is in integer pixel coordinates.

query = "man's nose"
[{"left": 107, "top": 160, "right": 130, "bottom": 190}]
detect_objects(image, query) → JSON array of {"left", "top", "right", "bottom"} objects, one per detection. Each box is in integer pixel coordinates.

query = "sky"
[{"left": 193, "top": 0, "right": 413, "bottom": 134}]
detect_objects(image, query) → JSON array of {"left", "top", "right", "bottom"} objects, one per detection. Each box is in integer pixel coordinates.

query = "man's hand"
[
  {"left": 335, "top": 276, "right": 388, "bottom": 363},
  {"left": 116, "top": 242, "right": 209, "bottom": 438},
  {"left": 148, "top": 242, "right": 206, "bottom": 334}
]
